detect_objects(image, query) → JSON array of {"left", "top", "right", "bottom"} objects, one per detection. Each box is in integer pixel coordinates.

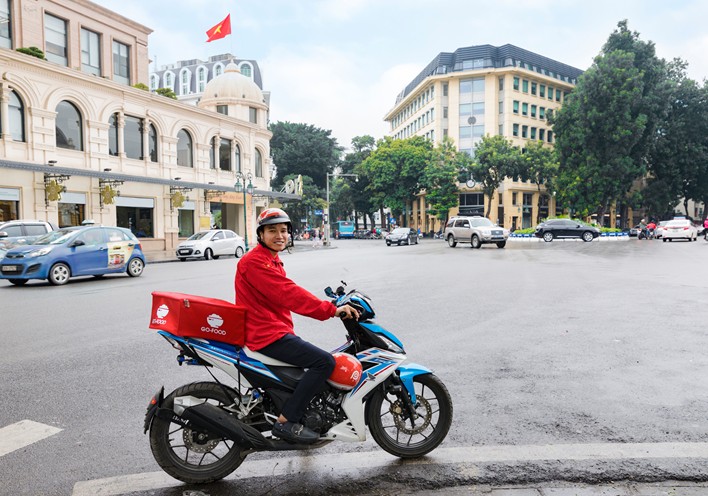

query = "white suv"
[
  {"left": 0, "top": 220, "right": 56, "bottom": 248},
  {"left": 444, "top": 216, "right": 509, "bottom": 249}
]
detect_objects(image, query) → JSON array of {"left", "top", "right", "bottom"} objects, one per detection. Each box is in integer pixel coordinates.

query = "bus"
[{"left": 335, "top": 221, "right": 355, "bottom": 239}]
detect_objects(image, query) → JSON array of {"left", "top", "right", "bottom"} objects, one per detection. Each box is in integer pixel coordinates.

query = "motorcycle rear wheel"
[
  {"left": 149, "top": 382, "right": 246, "bottom": 484},
  {"left": 367, "top": 373, "right": 452, "bottom": 458}
]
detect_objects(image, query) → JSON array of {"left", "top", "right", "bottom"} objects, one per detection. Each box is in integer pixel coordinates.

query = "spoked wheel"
[
  {"left": 149, "top": 382, "right": 246, "bottom": 484},
  {"left": 367, "top": 373, "right": 453, "bottom": 458}
]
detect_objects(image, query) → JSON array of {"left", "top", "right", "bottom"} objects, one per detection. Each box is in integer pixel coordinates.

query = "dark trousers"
[{"left": 258, "top": 334, "right": 335, "bottom": 422}]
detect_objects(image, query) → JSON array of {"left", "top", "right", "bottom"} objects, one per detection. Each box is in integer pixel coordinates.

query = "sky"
[{"left": 94, "top": 0, "right": 708, "bottom": 151}]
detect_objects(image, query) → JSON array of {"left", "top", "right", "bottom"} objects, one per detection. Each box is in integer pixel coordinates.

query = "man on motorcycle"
[{"left": 234, "top": 208, "right": 360, "bottom": 444}]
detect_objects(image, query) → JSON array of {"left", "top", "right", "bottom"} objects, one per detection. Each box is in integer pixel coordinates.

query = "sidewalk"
[{"left": 401, "top": 480, "right": 708, "bottom": 495}]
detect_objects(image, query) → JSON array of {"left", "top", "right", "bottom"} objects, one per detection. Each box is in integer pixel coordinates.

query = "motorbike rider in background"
[{"left": 234, "top": 208, "right": 359, "bottom": 444}]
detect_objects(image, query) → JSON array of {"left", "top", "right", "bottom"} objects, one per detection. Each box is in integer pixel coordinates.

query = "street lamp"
[
  {"left": 234, "top": 171, "right": 254, "bottom": 251},
  {"left": 325, "top": 172, "right": 358, "bottom": 246}
]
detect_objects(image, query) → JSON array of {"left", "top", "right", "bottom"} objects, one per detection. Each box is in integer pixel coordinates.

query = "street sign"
[{"left": 315, "top": 209, "right": 323, "bottom": 215}]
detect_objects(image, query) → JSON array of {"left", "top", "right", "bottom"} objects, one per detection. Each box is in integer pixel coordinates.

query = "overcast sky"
[{"left": 94, "top": 0, "right": 708, "bottom": 151}]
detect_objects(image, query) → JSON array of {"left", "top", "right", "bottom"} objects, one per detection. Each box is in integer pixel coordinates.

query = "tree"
[
  {"left": 422, "top": 137, "right": 469, "bottom": 224},
  {"left": 360, "top": 136, "right": 432, "bottom": 225},
  {"left": 269, "top": 122, "right": 343, "bottom": 191},
  {"left": 552, "top": 20, "right": 670, "bottom": 222},
  {"left": 341, "top": 136, "right": 376, "bottom": 229},
  {"left": 279, "top": 174, "right": 326, "bottom": 232},
  {"left": 519, "top": 141, "right": 559, "bottom": 223},
  {"left": 467, "top": 135, "right": 521, "bottom": 218}
]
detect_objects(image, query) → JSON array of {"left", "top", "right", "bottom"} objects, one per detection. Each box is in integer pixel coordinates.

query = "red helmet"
[
  {"left": 257, "top": 208, "right": 291, "bottom": 228},
  {"left": 327, "top": 353, "right": 363, "bottom": 390}
]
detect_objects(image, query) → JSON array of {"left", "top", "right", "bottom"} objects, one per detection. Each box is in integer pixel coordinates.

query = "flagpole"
[{"left": 230, "top": 13, "right": 235, "bottom": 59}]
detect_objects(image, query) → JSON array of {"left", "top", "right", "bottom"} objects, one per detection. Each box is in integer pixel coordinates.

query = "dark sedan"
[{"left": 534, "top": 219, "right": 601, "bottom": 242}]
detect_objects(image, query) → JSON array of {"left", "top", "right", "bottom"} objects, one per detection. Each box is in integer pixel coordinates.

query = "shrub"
[
  {"left": 16, "top": 47, "right": 46, "bottom": 60},
  {"left": 133, "top": 83, "right": 149, "bottom": 91},
  {"left": 155, "top": 87, "right": 177, "bottom": 100}
]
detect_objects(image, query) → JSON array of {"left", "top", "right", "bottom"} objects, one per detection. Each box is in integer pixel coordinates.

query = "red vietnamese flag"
[{"left": 206, "top": 14, "right": 231, "bottom": 42}]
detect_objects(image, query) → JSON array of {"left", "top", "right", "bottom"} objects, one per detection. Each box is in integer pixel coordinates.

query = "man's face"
[{"left": 261, "top": 223, "right": 289, "bottom": 253}]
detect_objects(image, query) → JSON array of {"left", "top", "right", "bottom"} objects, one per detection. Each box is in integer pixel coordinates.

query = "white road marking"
[
  {"left": 72, "top": 441, "right": 708, "bottom": 496},
  {"left": 0, "top": 419, "right": 62, "bottom": 457}
]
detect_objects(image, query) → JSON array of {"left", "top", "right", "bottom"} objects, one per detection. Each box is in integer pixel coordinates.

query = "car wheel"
[
  {"left": 8, "top": 279, "right": 27, "bottom": 286},
  {"left": 204, "top": 248, "right": 213, "bottom": 260},
  {"left": 447, "top": 235, "right": 457, "bottom": 248},
  {"left": 235, "top": 246, "right": 244, "bottom": 258},
  {"left": 496, "top": 241, "right": 506, "bottom": 249},
  {"left": 48, "top": 263, "right": 70, "bottom": 286},
  {"left": 471, "top": 234, "right": 481, "bottom": 249},
  {"left": 581, "top": 231, "right": 594, "bottom": 242},
  {"left": 669, "top": 239, "right": 673, "bottom": 242},
  {"left": 543, "top": 232, "right": 554, "bottom": 242},
  {"left": 386, "top": 241, "right": 391, "bottom": 246},
  {"left": 663, "top": 238, "right": 667, "bottom": 242},
  {"left": 127, "top": 258, "right": 145, "bottom": 277}
]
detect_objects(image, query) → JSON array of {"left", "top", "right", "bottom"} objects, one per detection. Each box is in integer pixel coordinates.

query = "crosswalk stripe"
[
  {"left": 73, "top": 441, "right": 708, "bottom": 495},
  {"left": 0, "top": 419, "right": 63, "bottom": 457}
]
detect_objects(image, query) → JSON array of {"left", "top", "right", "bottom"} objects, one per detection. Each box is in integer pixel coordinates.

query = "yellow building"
[
  {"left": 384, "top": 44, "right": 583, "bottom": 232},
  {"left": 0, "top": 0, "right": 293, "bottom": 252}
]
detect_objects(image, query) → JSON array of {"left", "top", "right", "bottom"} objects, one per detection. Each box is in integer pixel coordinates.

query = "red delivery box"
[{"left": 149, "top": 292, "right": 246, "bottom": 346}]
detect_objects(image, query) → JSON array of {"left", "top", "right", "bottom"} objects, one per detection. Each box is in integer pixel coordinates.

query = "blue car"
[{"left": 0, "top": 226, "right": 146, "bottom": 286}]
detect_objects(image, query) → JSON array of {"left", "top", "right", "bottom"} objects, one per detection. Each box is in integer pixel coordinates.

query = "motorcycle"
[{"left": 144, "top": 283, "right": 453, "bottom": 484}]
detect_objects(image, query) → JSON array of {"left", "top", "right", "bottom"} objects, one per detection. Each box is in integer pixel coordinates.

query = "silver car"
[
  {"left": 176, "top": 229, "right": 246, "bottom": 260},
  {"left": 444, "top": 216, "right": 509, "bottom": 249}
]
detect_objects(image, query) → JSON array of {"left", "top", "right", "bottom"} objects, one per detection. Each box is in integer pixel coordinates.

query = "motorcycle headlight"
[
  {"left": 379, "top": 335, "right": 404, "bottom": 354},
  {"left": 28, "top": 247, "right": 53, "bottom": 258}
]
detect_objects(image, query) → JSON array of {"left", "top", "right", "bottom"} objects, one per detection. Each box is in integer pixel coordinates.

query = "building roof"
[
  {"left": 200, "top": 63, "right": 265, "bottom": 105},
  {"left": 394, "top": 43, "right": 585, "bottom": 105}
]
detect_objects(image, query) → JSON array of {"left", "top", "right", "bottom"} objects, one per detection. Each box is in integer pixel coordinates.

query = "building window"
[
  {"left": 164, "top": 72, "right": 173, "bottom": 90},
  {"left": 531, "top": 82, "right": 537, "bottom": 95},
  {"left": 548, "top": 86, "right": 554, "bottom": 101},
  {"left": 249, "top": 107, "right": 257, "bottom": 124},
  {"left": 124, "top": 115, "right": 143, "bottom": 160},
  {"left": 44, "top": 13, "right": 68, "bottom": 66},
  {"left": 0, "top": 0, "right": 11, "bottom": 49},
  {"left": 498, "top": 101, "right": 504, "bottom": 113},
  {"left": 7, "top": 90, "right": 25, "bottom": 142},
  {"left": 531, "top": 105, "right": 537, "bottom": 118},
  {"left": 522, "top": 79, "right": 529, "bottom": 93},
  {"left": 55, "top": 101, "right": 83, "bottom": 151},
  {"left": 180, "top": 70, "right": 190, "bottom": 95},
  {"left": 197, "top": 67, "right": 207, "bottom": 92},
  {"left": 108, "top": 113, "right": 119, "bottom": 156},
  {"left": 512, "top": 192, "right": 518, "bottom": 205},
  {"left": 522, "top": 103, "right": 528, "bottom": 116},
  {"left": 513, "top": 77, "right": 519, "bottom": 91},
  {"left": 148, "top": 124, "right": 158, "bottom": 162},
  {"left": 556, "top": 88, "right": 562, "bottom": 102},
  {"left": 498, "top": 77, "right": 504, "bottom": 91},
  {"left": 178, "top": 208, "right": 194, "bottom": 238},
  {"left": 512, "top": 123, "right": 519, "bottom": 137},
  {"left": 513, "top": 101, "right": 519, "bottom": 114},
  {"left": 116, "top": 198, "right": 154, "bottom": 238},
  {"left": 443, "top": 83, "right": 448, "bottom": 97},
  {"left": 217, "top": 105, "right": 228, "bottom": 115},
  {"left": 522, "top": 125, "right": 528, "bottom": 138},
  {"left": 539, "top": 107, "right": 546, "bottom": 120},
  {"left": 443, "top": 107, "right": 448, "bottom": 118},
  {"left": 530, "top": 127, "right": 537, "bottom": 140},
  {"left": 150, "top": 75, "right": 158, "bottom": 91},
  {"left": 80, "top": 28, "right": 101, "bottom": 76},
  {"left": 58, "top": 193, "right": 86, "bottom": 226},
  {"left": 540, "top": 85, "right": 546, "bottom": 98},
  {"left": 547, "top": 131, "right": 554, "bottom": 143},
  {"left": 235, "top": 144, "right": 241, "bottom": 172},
  {"left": 539, "top": 129, "right": 546, "bottom": 141},
  {"left": 209, "top": 137, "right": 217, "bottom": 169},
  {"left": 176, "top": 129, "right": 193, "bottom": 167},
  {"left": 240, "top": 63, "right": 252, "bottom": 78},
  {"left": 219, "top": 138, "right": 231, "bottom": 171},
  {"left": 214, "top": 63, "right": 223, "bottom": 77},
  {"left": 255, "top": 148, "right": 263, "bottom": 177},
  {"left": 112, "top": 40, "right": 130, "bottom": 85}
]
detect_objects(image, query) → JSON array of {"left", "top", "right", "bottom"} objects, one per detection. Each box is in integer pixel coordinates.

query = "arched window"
[
  {"left": 255, "top": 148, "right": 263, "bottom": 177},
  {"left": 8, "top": 91, "right": 25, "bottom": 142},
  {"left": 176, "top": 129, "right": 193, "bottom": 167},
  {"left": 214, "top": 63, "right": 223, "bottom": 77},
  {"left": 197, "top": 67, "right": 207, "bottom": 93},
  {"left": 55, "top": 101, "right": 83, "bottom": 151},
  {"left": 148, "top": 124, "right": 158, "bottom": 162},
  {"left": 240, "top": 63, "right": 252, "bottom": 78},
  {"left": 179, "top": 69, "right": 190, "bottom": 95},
  {"left": 219, "top": 138, "right": 231, "bottom": 171},
  {"left": 209, "top": 136, "right": 217, "bottom": 169},
  {"left": 108, "top": 113, "right": 119, "bottom": 156},
  {"left": 235, "top": 144, "right": 241, "bottom": 172},
  {"left": 124, "top": 115, "right": 143, "bottom": 159},
  {"left": 164, "top": 72, "right": 173, "bottom": 90},
  {"left": 150, "top": 74, "right": 159, "bottom": 91}
]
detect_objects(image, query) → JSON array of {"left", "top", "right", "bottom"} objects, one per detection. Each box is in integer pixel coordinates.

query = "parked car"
[
  {"left": 0, "top": 226, "right": 145, "bottom": 286},
  {"left": 628, "top": 225, "right": 641, "bottom": 237},
  {"left": 662, "top": 219, "right": 698, "bottom": 242},
  {"left": 534, "top": 219, "right": 601, "bottom": 242},
  {"left": 654, "top": 220, "right": 669, "bottom": 239},
  {"left": 0, "top": 219, "right": 57, "bottom": 254},
  {"left": 444, "top": 216, "right": 509, "bottom": 248},
  {"left": 176, "top": 229, "right": 245, "bottom": 260},
  {"left": 385, "top": 227, "right": 418, "bottom": 246}
]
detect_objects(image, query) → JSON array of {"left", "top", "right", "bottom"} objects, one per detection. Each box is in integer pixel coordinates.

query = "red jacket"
[{"left": 235, "top": 243, "right": 336, "bottom": 350}]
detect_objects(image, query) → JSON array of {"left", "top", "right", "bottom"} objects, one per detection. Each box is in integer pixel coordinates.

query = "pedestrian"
[
  {"left": 234, "top": 208, "right": 360, "bottom": 444},
  {"left": 704, "top": 217, "right": 708, "bottom": 240}
]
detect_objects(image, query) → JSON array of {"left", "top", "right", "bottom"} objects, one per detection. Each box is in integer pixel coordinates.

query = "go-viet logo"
[
  {"left": 152, "top": 304, "right": 170, "bottom": 325},
  {"left": 202, "top": 313, "right": 227, "bottom": 336}
]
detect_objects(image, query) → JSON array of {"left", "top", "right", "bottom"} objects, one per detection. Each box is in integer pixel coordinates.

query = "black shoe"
[{"left": 272, "top": 421, "right": 319, "bottom": 444}]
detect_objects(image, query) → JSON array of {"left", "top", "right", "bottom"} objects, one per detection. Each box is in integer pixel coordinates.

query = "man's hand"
[{"left": 335, "top": 304, "right": 360, "bottom": 320}]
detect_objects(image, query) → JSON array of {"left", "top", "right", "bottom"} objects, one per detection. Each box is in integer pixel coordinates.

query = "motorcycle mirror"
[{"left": 324, "top": 286, "right": 335, "bottom": 298}]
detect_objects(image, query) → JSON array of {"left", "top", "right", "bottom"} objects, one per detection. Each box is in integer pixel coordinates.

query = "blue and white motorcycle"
[{"left": 144, "top": 283, "right": 453, "bottom": 484}]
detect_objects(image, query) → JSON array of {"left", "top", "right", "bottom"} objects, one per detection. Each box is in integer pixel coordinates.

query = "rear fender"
[{"left": 143, "top": 386, "right": 164, "bottom": 434}]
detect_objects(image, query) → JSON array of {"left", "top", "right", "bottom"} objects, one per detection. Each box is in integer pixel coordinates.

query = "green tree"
[
  {"left": 269, "top": 121, "right": 343, "bottom": 191},
  {"left": 342, "top": 135, "right": 376, "bottom": 228},
  {"left": 519, "top": 141, "right": 559, "bottom": 223},
  {"left": 552, "top": 20, "right": 670, "bottom": 222},
  {"left": 467, "top": 135, "right": 521, "bottom": 218},
  {"left": 422, "top": 137, "right": 469, "bottom": 224},
  {"left": 279, "top": 174, "right": 326, "bottom": 232},
  {"left": 360, "top": 136, "right": 433, "bottom": 225}
]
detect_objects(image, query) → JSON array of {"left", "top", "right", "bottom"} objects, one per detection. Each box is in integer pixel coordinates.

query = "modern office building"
[
  {"left": 0, "top": 0, "right": 289, "bottom": 253},
  {"left": 384, "top": 44, "right": 584, "bottom": 232}
]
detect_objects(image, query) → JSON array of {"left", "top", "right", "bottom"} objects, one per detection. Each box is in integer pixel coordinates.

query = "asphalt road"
[{"left": 2, "top": 237, "right": 708, "bottom": 495}]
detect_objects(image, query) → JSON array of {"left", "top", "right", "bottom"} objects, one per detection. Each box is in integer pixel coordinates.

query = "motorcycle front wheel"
[
  {"left": 367, "top": 373, "right": 453, "bottom": 458},
  {"left": 149, "top": 382, "right": 246, "bottom": 484}
]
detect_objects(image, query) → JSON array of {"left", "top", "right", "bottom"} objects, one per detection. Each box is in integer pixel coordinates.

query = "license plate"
[
  {"left": 178, "top": 250, "right": 189, "bottom": 254},
  {"left": 2, "top": 265, "right": 19, "bottom": 272}
]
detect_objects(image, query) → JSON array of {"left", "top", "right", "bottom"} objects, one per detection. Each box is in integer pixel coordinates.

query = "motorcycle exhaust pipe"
[{"left": 174, "top": 396, "right": 271, "bottom": 451}]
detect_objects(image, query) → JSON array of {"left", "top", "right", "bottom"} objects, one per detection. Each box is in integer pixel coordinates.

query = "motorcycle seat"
[{"left": 243, "top": 346, "right": 295, "bottom": 367}]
